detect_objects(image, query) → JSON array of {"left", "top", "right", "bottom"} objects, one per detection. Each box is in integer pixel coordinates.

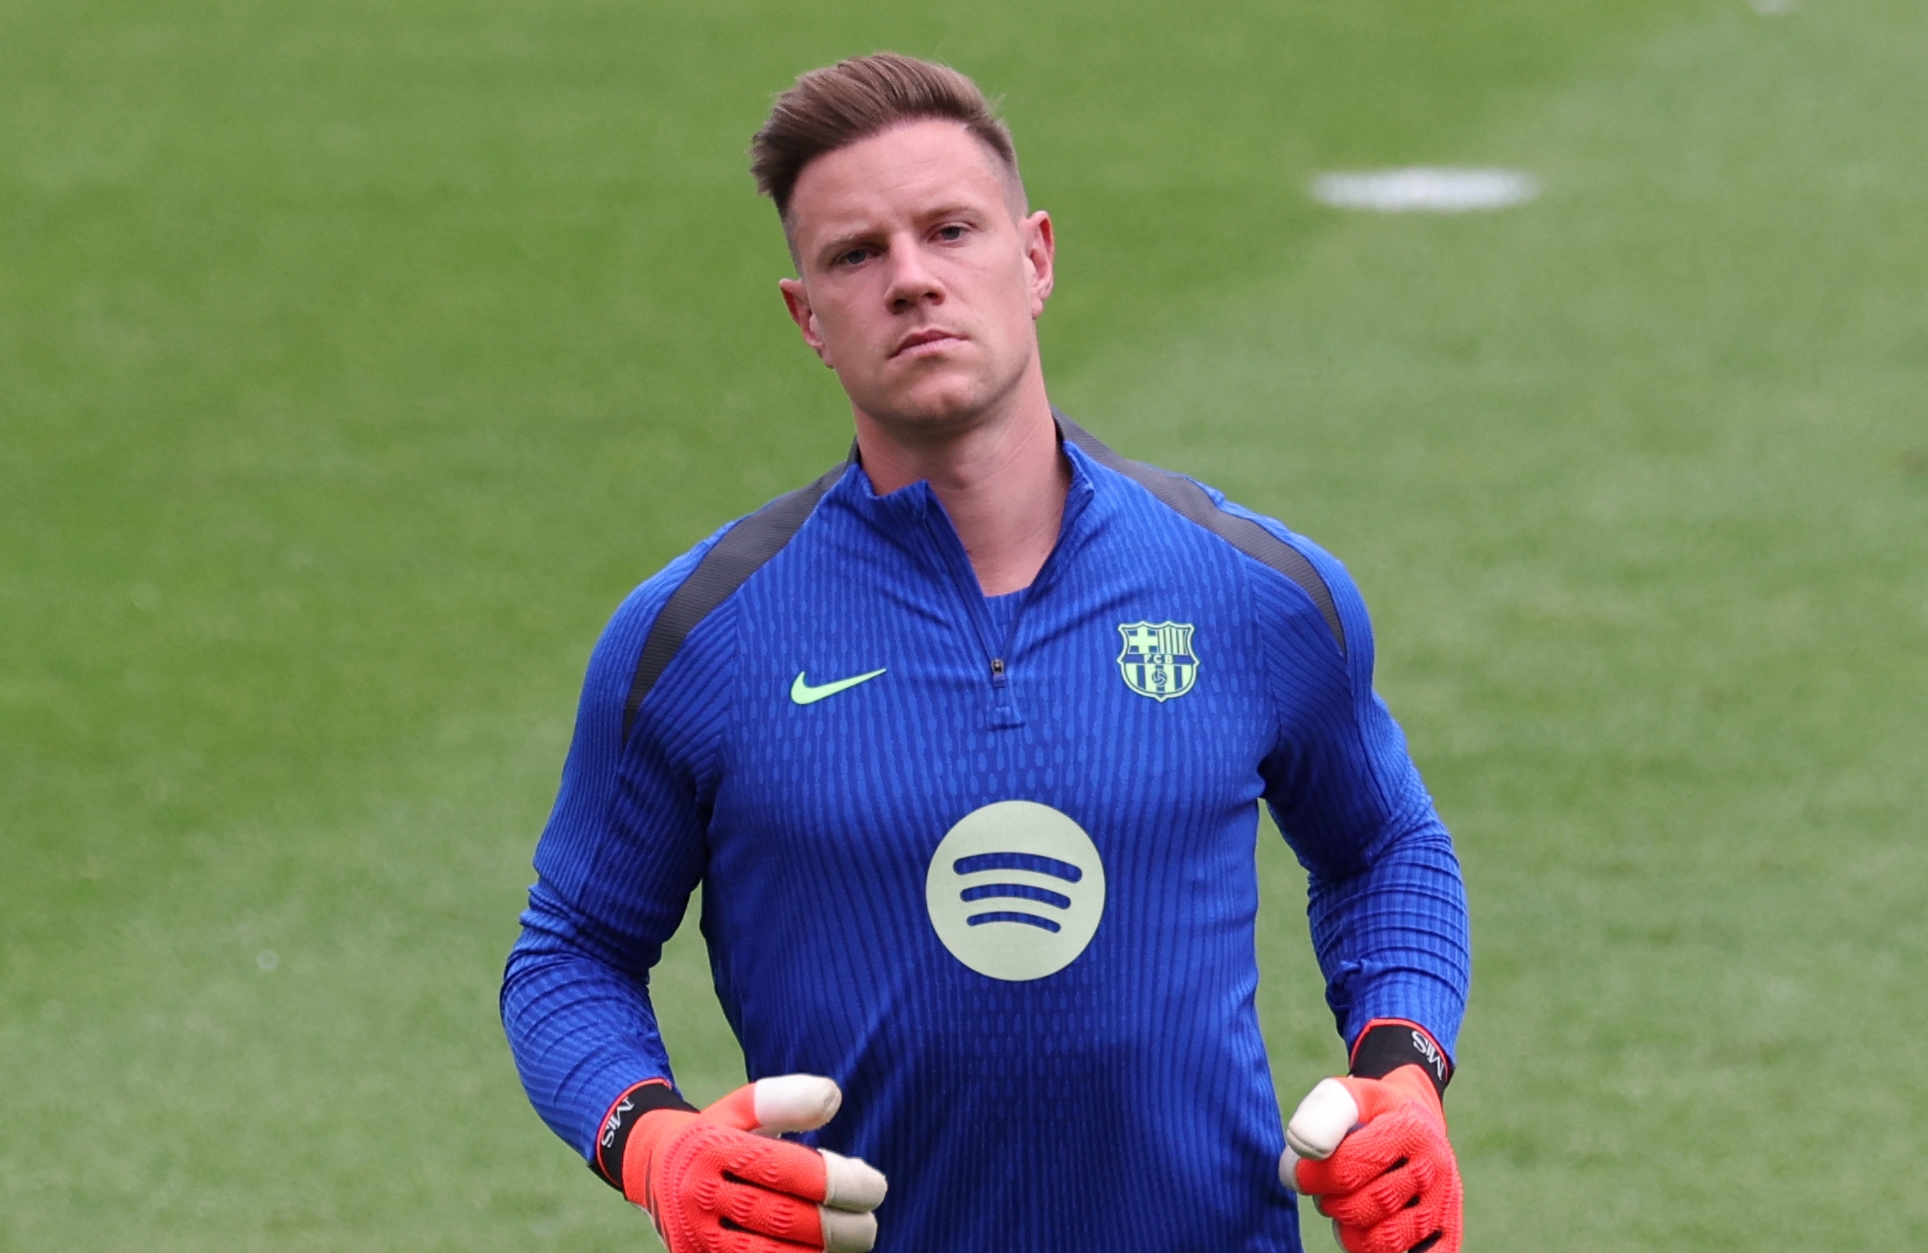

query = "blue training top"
[{"left": 502, "top": 416, "right": 1470, "bottom": 1253}]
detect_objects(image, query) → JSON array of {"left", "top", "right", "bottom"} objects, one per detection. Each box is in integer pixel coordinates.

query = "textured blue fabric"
[{"left": 501, "top": 437, "right": 1470, "bottom": 1253}]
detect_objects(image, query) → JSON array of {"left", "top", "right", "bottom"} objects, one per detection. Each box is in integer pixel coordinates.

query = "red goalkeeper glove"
[
  {"left": 600, "top": 1075, "right": 887, "bottom": 1253},
  {"left": 1281, "top": 1021, "right": 1461, "bottom": 1253}
]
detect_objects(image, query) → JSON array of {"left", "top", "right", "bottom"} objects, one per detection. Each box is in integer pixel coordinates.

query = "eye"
[
  {"left": 833, "top": 245, "right": 876, "bottom": 268},
  {"left": 934, "top": 224, "right": 968, "bottom": 243}
]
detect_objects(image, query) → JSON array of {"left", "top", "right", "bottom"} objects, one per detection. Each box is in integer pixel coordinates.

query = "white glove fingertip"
[
  {"left": 1285, "top": 1078, "right": 1359, "bottom": 1161},
  {"left": 818, "top": 1205, "right": 879, "bottom": 1253},
  {"left": 751, "top": 1074, "right": 844, "bottom": 1133},
  {"left": 819, "top": 1149, "right": 888, "bottom": 1212}
]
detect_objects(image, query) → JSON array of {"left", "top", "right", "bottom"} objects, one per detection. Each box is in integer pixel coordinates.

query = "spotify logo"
[{"left": 925, "top": 801, "right": 1107, "bottom": 982}]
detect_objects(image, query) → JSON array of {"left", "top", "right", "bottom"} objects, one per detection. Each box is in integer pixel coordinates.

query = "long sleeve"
[
  {"left": 1247, "top": 522, "right": 1471, "bottom": 1059},
  {"left": 500, "top": 532, "right": 735, "bottom": 1161}
]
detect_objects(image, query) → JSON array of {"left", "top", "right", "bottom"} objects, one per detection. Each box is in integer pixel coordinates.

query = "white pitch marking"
[
  {"left": 1311, "top": 168, "right": 1539, "bottom": 213},
  {"left": 1750, "top": 0, "right": 1797, "bottom": 11}
]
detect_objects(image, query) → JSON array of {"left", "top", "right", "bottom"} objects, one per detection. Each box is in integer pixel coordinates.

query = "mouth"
[{"left": 890, "top": 328, "right": 965, "bottom": 359}]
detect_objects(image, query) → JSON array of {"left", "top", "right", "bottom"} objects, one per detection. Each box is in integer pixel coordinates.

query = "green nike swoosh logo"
[{"left": 790, "top": 667, "right": 888, "bottom": 705}]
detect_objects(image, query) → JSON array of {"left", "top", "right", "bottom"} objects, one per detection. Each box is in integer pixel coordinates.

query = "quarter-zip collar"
[
  {"left": 823, "top": 422, "right": 1104, "bottom": 583},
  {"left": 819, "top": 423, "right": 1107, "bottom": 729}
]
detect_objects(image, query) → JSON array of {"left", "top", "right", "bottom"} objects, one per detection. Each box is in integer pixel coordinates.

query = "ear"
[
  {"left": 1021, "top": 210, "right": 1056, "bottom": 318},
  {"left": 779, "top": 277, "right": 833, "bottom": 367}
]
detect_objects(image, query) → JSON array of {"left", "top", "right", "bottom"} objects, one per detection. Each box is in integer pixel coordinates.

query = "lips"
[{"left": 891, "top": 328, "right": 964, "bottom": 358}]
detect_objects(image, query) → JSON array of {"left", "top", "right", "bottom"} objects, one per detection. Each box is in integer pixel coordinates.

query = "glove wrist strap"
[
  {"left": 591, "top": 1079, "right": 699, "bottom": 1193},
  {"left": 1349, "top": 1018, "right": 1453, "bottom": 1098}
]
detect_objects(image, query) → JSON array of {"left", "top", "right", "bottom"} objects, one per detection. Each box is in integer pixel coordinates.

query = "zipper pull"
[{"left": 989, "top": 657, "right": 1006, "bottom": 678}]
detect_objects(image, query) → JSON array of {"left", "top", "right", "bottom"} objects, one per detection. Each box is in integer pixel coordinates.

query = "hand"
[
  {"left": 1281, "top": 1065, "right": 1462, "bottom": 1253},
  {"left": 624, "top": 1075, "right": 888, "bottom": 1253}
]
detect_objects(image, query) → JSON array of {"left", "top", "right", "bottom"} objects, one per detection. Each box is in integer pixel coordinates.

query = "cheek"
[
  {"left": 810, "top": 299, "right": 867, "bottom": 353},
  {"left": 825, "top": 280, "right": 889, "bottom": 332},
  {"left": 991, "top": 274, "right": 1041, "bottom": 338}
]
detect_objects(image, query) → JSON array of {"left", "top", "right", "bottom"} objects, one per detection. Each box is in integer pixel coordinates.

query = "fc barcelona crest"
[{"left": 1116, "top": 621, "right": 1199, "bottom": 702}]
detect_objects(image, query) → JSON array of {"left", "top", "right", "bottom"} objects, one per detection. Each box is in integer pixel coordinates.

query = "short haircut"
[{"left": 750, "top": 53, "right": 1024, "bottom": 229}]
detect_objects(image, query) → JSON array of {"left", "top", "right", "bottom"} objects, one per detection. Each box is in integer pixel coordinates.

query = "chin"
[
  {"left": 868, "top": 362, "right": 1031, "bottom": 431},
  {"left": 888, "top": 403, "right": 994, "bottom": 441},
  {"left": 861, "top": 381, "right": 996, "bottom": 432}
]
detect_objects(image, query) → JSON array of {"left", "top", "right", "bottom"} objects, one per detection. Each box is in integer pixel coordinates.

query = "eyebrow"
[
  {"left": 810, "top": 202, "right": 990, "bottom": 267},
  {"left": 813, "top": 229, "right": 877, "bottom": 265}
]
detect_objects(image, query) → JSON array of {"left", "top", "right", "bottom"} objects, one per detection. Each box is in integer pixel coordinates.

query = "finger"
[
  {"left": 819, "top": 1149, "right": 888, "bottom": 1212},
  {"left": 819, "top": 1206, "right": 880, "bottom": 1253},
  {"left": 1316, "top": 1158, "right": 1433, "bottom": 1230},
  {"left": 699, "top": 1075, "right": 846, "bottom": 1136},
  {"left": 753, "top": 1076, "right": 844, "bottom": 1133},
  {"left": 717, "top": 1180, "right": 829, "bottom": 1246},
  {"left": 720, "top": 1134, "right": 835, "bottom": 1203},
  {"left": 709, "top": 1186, "right": 878, "bottom": 1253},
  {"left": 1317, "top": 1182, "right": 1427, "bottom": 1223},
  {"left": 1342, "top": 1202, "right": 1447, "bottom": 1253},
  {"left": 1294, "top": 1147, "right": 1341, "bottom": 1196},
  {"left": 1296, "top": 1109, "right": 1434, "bottom": 1195},
  {"left": 1286, "top": 1078, "right": 1361, "bottom": 1161},
  {"left": 713, "top": 1227, "right": 821, "bottom": 1253}
]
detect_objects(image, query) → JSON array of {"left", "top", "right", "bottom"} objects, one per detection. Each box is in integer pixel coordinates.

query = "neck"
[{"left": 853, "top": 373, "right": 1068, "bottom": 596}]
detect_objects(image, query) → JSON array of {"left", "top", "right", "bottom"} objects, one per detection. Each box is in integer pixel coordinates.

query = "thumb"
[
  {"left": 1284, "top": 1077, "right": 1362, "bottom": 1162},
  {"left": 1281, "top": 1073, "right": 1426, "bottom": 1191},
  {"left": 698, "top": 1074, "right": 845, "bottom": 1135}
]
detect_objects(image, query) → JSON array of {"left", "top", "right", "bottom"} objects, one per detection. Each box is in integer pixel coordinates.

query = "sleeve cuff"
[
  {"left": 590, "top": 1079, "right": 699, "bottom": 1191},
  {"left": 1348, "top": 1018, "right": 1453, "bottom": 1098}
]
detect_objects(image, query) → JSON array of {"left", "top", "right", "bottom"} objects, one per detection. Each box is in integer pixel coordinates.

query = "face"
[{"left": 778, "top": 120, "right": 1055, "bottom": 436}]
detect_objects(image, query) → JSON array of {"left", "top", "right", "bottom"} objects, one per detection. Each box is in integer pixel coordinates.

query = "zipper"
[
  {"left": 920, "top": 509, "right": 1025, "bottom": 727},
  {"left": 914, "top": 461, "right": 1090, "bottom": 727}
]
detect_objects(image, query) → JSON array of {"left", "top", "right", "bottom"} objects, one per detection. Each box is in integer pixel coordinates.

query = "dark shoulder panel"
[
  {"left": 1057, "top": 411, "right": 1346, "bottom": 655},
  {"left": 622, "top": 459, "right": 848, "bottom": 732}
]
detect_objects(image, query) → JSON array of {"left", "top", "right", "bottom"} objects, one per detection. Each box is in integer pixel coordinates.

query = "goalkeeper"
[{"left": 502, "top": 52, "right": 1470, "bottom": 1253}]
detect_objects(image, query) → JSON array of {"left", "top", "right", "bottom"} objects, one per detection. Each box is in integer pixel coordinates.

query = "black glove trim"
[
  {"left": 1349, "top": 1019, "right": 1452, "bottom": 1098},
  {"left": 590, "top": 1078, "right": 699, "bottom": 1192}
]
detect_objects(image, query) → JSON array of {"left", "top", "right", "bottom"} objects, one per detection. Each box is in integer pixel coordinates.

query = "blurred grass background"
[{"left": 3, "top": 0, "right": 1924, "bottom": 1249}]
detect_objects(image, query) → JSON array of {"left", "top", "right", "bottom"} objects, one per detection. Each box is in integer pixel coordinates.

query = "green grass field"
[{"left": 4, "top": 1, "right": 1925, "bottom": 1249}]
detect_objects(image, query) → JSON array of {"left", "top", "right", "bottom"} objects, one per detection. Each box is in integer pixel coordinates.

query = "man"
[{"left": 503, "top": 53, "right": 1470, "bottom": 1253}]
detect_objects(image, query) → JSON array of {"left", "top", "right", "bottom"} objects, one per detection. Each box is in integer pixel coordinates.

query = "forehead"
[{"left": 787, "top": 119, "right": 1013, "bottom": 242}]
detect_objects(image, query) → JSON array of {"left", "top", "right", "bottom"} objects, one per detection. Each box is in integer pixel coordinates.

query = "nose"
[{"left": 884, "top": 236, "right": 944, "bottom": 312}]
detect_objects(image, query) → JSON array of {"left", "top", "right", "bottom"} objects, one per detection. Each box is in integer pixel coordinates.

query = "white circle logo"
[{"left": 925, "top": 801, "right": 1107, "bottom": 982}]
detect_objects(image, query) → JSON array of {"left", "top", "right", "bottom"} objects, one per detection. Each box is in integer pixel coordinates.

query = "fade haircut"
[{"left": 750, "top": 53, "right": 1025, "bottom": 253}]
